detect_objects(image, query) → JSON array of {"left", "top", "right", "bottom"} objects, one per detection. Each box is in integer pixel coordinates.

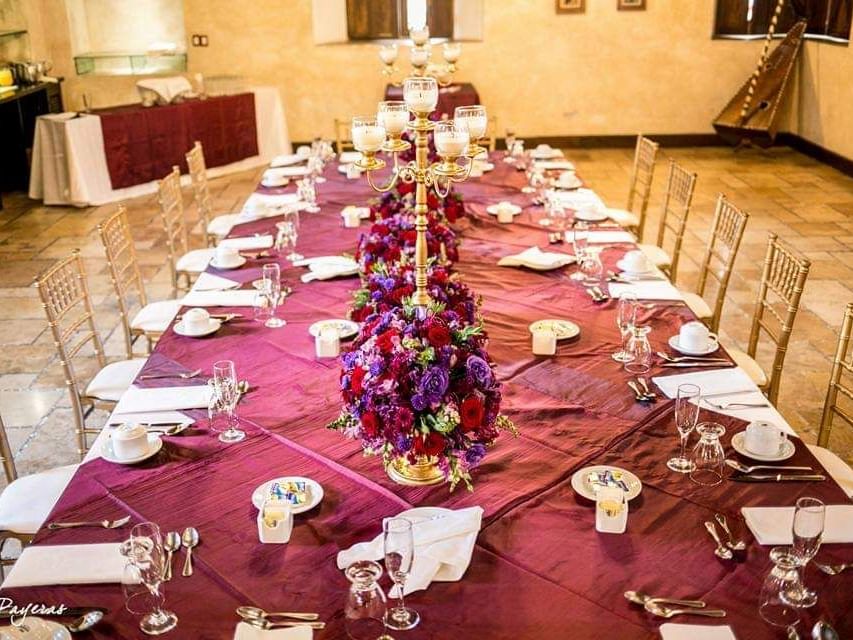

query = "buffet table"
[{"left": 4, "top": 157, "right": 851, "bottom": 638}]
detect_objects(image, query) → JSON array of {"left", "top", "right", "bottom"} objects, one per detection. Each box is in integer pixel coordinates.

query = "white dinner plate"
[
  {"left": 486, "top": 204, "right": 522, "bottom": 216},
  {"left": 667, "top": 335, "right": 720, "bottom": 356},
  {"left": 101, "top": 433, "right": 163, "bottom": 465},
  {"left": 731, "top": 432, "right": 796, "bottom": 462},
  {"left": 309, "top": 319, "right": 359, "bottom": 339},
  {"left": 0, "top": 617, "right": 71, "bottom": 640},
  {"left": 251, "top": 476, "right": 324, "bottom": 514},
  {"left": 615, "top": 259, "right": 655, "bottom": 277},
  {"left": 174, "top": 319, "right": 222, "bottom": 338},
  {"left": 529, "top": 319, "right": 580, "bottom": 340},
  {"left": 573, "top": 208, "right": 609, "bottom": 222},
  {"left": 397, "top": 506, "right": 453, "bottom": 523},
  {"left": 571, "top": 465, "right": 642, "bottom": 502},
  {"left": 210, "top": 256, "right": 247, "bottom": 270}
]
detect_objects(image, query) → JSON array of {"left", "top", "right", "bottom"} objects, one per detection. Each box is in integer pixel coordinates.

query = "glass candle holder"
[
  {"left": 379, "top": 43, "right": 398, "bottom": 65},
  {"left": 434, "top": 120, "right": 469, "bottom": 158},
  {"left": 351, "top": 116, "right": 386, "bottom": 153},
  {"left": 409, "top": 46, "right": 429, "bottom": 68},
  {"left": 443, "top": 42, "right": 461, "bottom": 63},
  {"left": 410, "top": 26, "right": 430, "bottom": 46},
  {"left": 378, "top": 101, "right": 410, "bottom": 137},
  {"left": 403, "top": 77, "right": 438, "bottom": 114}
]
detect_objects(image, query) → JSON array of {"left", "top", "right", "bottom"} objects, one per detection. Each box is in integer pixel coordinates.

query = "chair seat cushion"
[
  {"left": 0, "top": 464, "right": 78, "bottom": 534},
  {"left": 727, "top": 347, "right": 769, "bottom": 387},
  {"left": 807, "top": 445, "right": 853, "bottom": 498},
  {"left": 130, "top": 299, "right": 184, "bottom": 333},
  {"left": 207, "top": 214, "right": 242, "bottom": 238},
  {"left": 637, "top": 243, "right": 672, "bottom": 268},
  {"left": 605, "top": 208, "right": 639, "bottom": 228},
  {"left": 85, "top": 358, "right": 147, "bottom": 402},
  {"left": 682, "top": 292, "right": 712, "bottom": 319},
  {"left": 176, "top": 248, "right": 215, "bottom": 273}
]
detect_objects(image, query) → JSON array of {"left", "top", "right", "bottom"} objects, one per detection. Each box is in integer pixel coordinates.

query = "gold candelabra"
[{"left": 379, "top": 26, "right": 461, "bottom": 87}]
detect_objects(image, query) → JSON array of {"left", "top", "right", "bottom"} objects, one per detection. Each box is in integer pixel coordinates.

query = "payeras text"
[{"left": 0, "top": 598, "right": 72, "bottom": 626}]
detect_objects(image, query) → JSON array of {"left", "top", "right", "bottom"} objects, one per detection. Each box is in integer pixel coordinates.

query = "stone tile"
[{"left": 0, "top": 388, "right": 63, "bottom": 427}]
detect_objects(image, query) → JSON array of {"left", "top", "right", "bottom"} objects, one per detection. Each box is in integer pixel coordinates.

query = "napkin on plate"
[
  {"left": 2, "top": 544, "right": 130, "bottom": 588},
  {"left": 339, "top": 151, "right": 362, "bottom": 164},
  {"left": 336, "top": 506, "right": 483, "bottom": 596},
  {"left": 608, "top": 281, "right": 684, "bottom": 301},
  {"left": 652, "top": 367, "right": 753, "bottom": 399},
  {"left": 534, "top": 160, "right": 575, "bottom": 171},
  {"left": 742, "top": 505, "right": 853, "bottom": 545},
  {"left": 300, "top": 264, "right": 359, "bottom": 283},
  {"left": 270, "top": 154, "right": 306, "bottom": 168},
  {"left": 219, "top": 235, "right": 274, "bottom": 251},
  {"left": 565, "top": 230, "right": 635, "bottom": 244},
  {"left": 114, "top": 385, "right": 212, "bottom": 415},
  {"left": 234, "top": 622, "right": 312, "bottom": 640},
  {"left": 240, "top": 193, "right": 304, "bottom": 220},
  {"left": 659, "top": 623, "right": 736, "bottom": 640},
  {"left": 192, "top": 272, "right": 241, "bottom": 292},
  {"left": 181, "top": 290, "right": 259, "bottom": 307},
  {"left": 498, "top": 247, "right": 575, "bottom": 270}
]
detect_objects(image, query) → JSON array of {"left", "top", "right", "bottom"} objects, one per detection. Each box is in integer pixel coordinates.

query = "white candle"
[
  {"left": 404, "top": 88, "right": 438, "bottom": 113},
  {"left": 443, "top": 42, "right": 461, "bottom": 63},
  {"left": 379, "top": 44, "right": 398, "bottom": 65},
  {"left": 460, "top": 115, "right": 487, "bottom": 140},
  {"left": 352, "top": 125, "right": 386, "bottom": 153},
  {"left": 531, "top": 328, "right": 556, "bottom": 355},
  {"left": 434, "top": 130, "right": 469, "bottom": 156},
  {"left": 316, "top": 326, "right": 341, "bottom": 358},
  {"left": 410, "top": 47, "right": 429, "bottom": 67},
  {"left": 410, "top": 26, "right": 429, "bottom": 46},
  {"left": 378, "top": 109, "right": 409, "bottom": 135}
]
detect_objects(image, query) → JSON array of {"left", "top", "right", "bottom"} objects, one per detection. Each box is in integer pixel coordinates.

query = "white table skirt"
[{"left": 28, "top": 86, "right": 290, "bottom": 207}]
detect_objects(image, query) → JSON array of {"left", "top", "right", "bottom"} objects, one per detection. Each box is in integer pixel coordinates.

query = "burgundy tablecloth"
[
  {"left": 96, "top": 93, "right": 258, "bottom": 189},
  {"left": 384, "top": 83, "right": 480, "bottom": 118},
  {"left": 4, "top": 157, "right": 851, "bottom": 639}
]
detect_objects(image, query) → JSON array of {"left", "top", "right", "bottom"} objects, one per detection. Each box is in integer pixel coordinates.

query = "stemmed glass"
[
  {"left": 570, "top": 222, "right": 588, "bottom": 282},
  {"left": 667, "top": 384, "right": 700, "bottom": 473},
  {"left": 122, "top": 522, "right": 178, "bottom": 636},
  {"left": 383, "top": 517, "right": 419, "bottom": 631},
  {"left": 344, "top": 560, "right": 393, "bottom": 640},
  {"left": 612, "top": 293, "right": 638, "bottom": 362},
  {"left": 689, "top": 422, "right": 726, "bottom": 486},
  {"left": 212, "top": 360, "right": 245, "bottom": 443},
  {"left": 546, "top": 196, "right": 568, "bottom": 232},
  {"left": 308, "top": 155, "right": 326, "bottom": 183},
  {"left": 624, "top": 326, "right": 652, "bottom": 374},
  {"left": 759, "top": 547, "right": 803, "bottom": 627},
  {"left": 579, "top": 250, "right": 603, "bottom": 286},
  {"left": 297, "top": 178, "right": 320, "bottom": 213},
  {"left": 261, "top": 263, "right": 284, "bottom": 328},
  {"left": 782, "top": 497, "right": 825, "bottom": 608}
]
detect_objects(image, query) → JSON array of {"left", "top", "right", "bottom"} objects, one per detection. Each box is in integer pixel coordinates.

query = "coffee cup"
[
  {"left": 342, "top": 206, "right": 362, "bottom": 228},
  {"left": 678, "top": 321, "right": 718, "bottom": 353},
  {"left": 214, "top": 244, "right": 240, "bottom": 267},
  {"left": 532, "top": 327, "right": 557, "bottom": 356},
  {"left": 182, "top": 307, "right": 210, "bottom": 334},
  {"left": 621, "top": 250, "right": 650, "bottom": 274},
  {"left": 744, "top": 420, "right": 788, "bottom": 457},
  {"left": 112, "top": 423, "right": 149, "bottom": 460}
]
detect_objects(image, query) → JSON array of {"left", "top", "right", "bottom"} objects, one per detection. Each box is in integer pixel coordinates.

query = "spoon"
[
  {"left": 637, "top": 377, "right": 656, "bottom": 399},
  {"left": 714, "top": 513, "right": 746, "bottom": 551},
  {"left": 655, "top": 352, "right": 730, "bottom": 364},
  {"left": 627, "top": 380, "right": 654, "bottom": 403},
  {"left": 704, "top": 521, "right": 733, "bottom": 560},
  {"left": 815, "top": 561, "right": 851, "bottom": 575},
  {"left": 623, "top": 590, "right": 705, "bottom": 608},
  {"left": 812, "top": 621, "right": 839, "bottom": 640},
  {"left": 164, "top": 531, "right": 181, "bottom": 581},
  {"left": 181, "top": 527, "right": 199, "bottom": 577},
  {"left": 724, "top": 460, "right": 812, "bottom": 474},
  {"left": 66, "top": 610, "right": 104, "bottom": 633},
  {"left": 644, "top": 601, "right": 726, "bottom": 619},
  {"left": 236, "top": 606, "right": 320, "bottom": 621}
]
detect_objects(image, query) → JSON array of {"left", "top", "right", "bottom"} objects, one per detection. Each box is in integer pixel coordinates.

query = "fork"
[
  {"left": 656, "top": 352, "right": 729, "bottom": 364},
  {"left": 48, "top": 515, "right": 131, "bottom": 530},
  {"left": 705, "top": 400, "right": 769, "bottom": 410},
  {"left": 138, "top": 368, "right": 202, "bottom": 381},
  {"left": 815, "top": 562, "right": 851, "bottom": 575}
]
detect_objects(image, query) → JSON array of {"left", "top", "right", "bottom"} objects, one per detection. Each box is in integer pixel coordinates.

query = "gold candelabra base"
[{"left": 387, "top": 455, "right": 444, "bottom": 486}]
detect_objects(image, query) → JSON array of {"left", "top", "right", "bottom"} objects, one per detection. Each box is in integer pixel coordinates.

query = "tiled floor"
[{"left": 0, "top": 145, "right": 851, "bottom": 491}]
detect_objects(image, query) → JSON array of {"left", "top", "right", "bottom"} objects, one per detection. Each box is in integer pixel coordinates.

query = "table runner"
[{"left": 4, "top": 156, "right": 851, "bottom": 639}]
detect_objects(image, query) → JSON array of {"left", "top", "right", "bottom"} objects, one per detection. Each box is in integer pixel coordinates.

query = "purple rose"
[
  {"left": 417, "top": 366, "right": 449, "bottom": 408},
  {"left": 411, "top": 393, "right": 427, "bottom": 412},
  {"left": 465, "top": 443, "right": 486, "bottom": 467},
  {"left": 466, "top": 356, "right": 493, "bottom": 389}
]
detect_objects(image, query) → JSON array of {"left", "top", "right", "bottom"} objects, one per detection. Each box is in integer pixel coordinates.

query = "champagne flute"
[
  {"left": 612, "top": 293, "right": 638, "bottom": 362},
  {"left": 126, "top": 522, "right": 178, "bottom": 635},
  {"left": 667, "top": 383, "right": 700, "bottom": 473},
  {"left": 782, "top": 497, "right": 825, "bottom": 608},
  {"left": 262, "top": 263, "right": 284, "bottom": 328},
  {"left": 383, "top": 517, "right": 419, "bottom": 631},
  {"left": 213, "top": 360, "right": 245, "bottom": 443}
]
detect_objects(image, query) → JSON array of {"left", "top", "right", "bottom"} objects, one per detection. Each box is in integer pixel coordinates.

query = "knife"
[
  {"left": 660, "top": 362, "right": 734, "bottom": 368},
  {"left": 734, "top": 474, "right": 826, "bottom": 482}
]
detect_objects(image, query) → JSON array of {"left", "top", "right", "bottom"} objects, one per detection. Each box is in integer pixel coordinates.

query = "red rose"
[
  {"left": 432, "top": 269, "right": 448, "bottom": 285},
  {"left": 426, "top": 318, "right": 451, "bottom": 348},
  {"left": 402, "top": 230, "right": 417, "bottom": 244},
  {"left": 377, "top": 329, "right": 396, "bottom": 353},
  {"left": 351, "top": 367, "right": 366, "bottom": 395},
  {"left": 372, "top": 223, "right": 390, "bottom": 236},
  {"left": 361, "top": 411, "right": 380, "bottom": 438},
  {"left": 390, "top": 284, "right": 414, "bottom": 304},
  {"left": 398, "top": 181, "right": 415, "bottom": 195},
  {"left": 427, "top": 193, "right": 440, "bottom": 209},
  {"left": 385, "top": 247, "right": 401, "bottom": 263},
  {"left": 414, "top": 431, "right": 446, "bottom": 456},
  {"left": 460, "top": 394, "right": 485, "bottom": 432}
]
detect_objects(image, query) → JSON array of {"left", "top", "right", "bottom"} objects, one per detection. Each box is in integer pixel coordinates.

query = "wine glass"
[
  {"left": 612, "top": 293, "right": 638, "bottom": 363},
  {"left": 624, "top": 326, "right": 652, "bottom": 374},
  {"left": 212, "top": 360, "right": 245, "bottom": 443},
  {"left": 689, "top": 422, "right": 726, "bottom": 486},
  {"left": 383, "top": 517, "right": 419, "bottom": 631},
  {"left": 344, "top": 560, "right": 391, "bottom": 640},
  {"left": 262, "top": 263, "right": 284, "bottom": 328},
  {"left": 124, "top": 522, "right": 178, "bottom": 635},
  {"left": 579, "top": 250, "right": 603, "bottom": 286},
  {"left": 570, "top": 222, "right": 588, "bottom": 282},
  {"left": 759, "top": 547, "right": 803, "bottom": 627},
  {"left": 782, "top": 497, "right": 825, "bottom": 608},
  {"left": 297, "top": 179, "right": 320, "bottom": 213},
  {"left": 667, "top": 383, "right": 700, "bottom": 473},
  {"left": 547, "top": 197, "right": 568, "bottom": 232}
]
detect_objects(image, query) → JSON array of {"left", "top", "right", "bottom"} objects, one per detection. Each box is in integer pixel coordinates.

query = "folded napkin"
[
  {"left": 270, "top": 153, "right": 306, "bottom": 168},
  {"left": 293, "top": 255, "right": 357, "bottom": 269},
  {"left": 337, "top": 506, "right": 483, "bottom": 596},
  {"left": 219, "top": 235, "right": 274, "bottom": 251},
  {"left": 534, "top": 160, "right": 575, "bottom": 171},
  {"left": 742, "top": 505, "right": 853, "bottom": 545},
  {"left": 240, "top": 193, "right": 303, "bottom": 220},
  {"left": 698, "top": 389, "right": 794, "bottom": 432},
  {"left": 652, "top": 367, "right": 753, "bottom": 400},
  {"left": 565, "top": 230, "right": 635, "bottom": 244},
  {"left": 181, "top": 290, "right": 259, "bottom": 307},
  {"left": 498, "top": 246, "right": 575, "bottom": 270},
  {"left": 114, "top": 385, "right": 212, "bottom": 415},
  {"left": 608, "top": 281, "right": 684, "bottom": 301},
  {"left": 550, "top": 188, "right": 604, "bottom": 210},
  {"left": 270, "top": 166, "right": 310, "bottom": 177},
  {"left": 192, "top": 272, "right": 241, "bottom": 292},
  {"left": 300, "top": 264, "right": 359, "bottom": 283},
  {"left": 234, "top": 622, "right": 312, "bottom": 640},
  {"left": 108, "top": 410, "right": 192, "bottom": 427},
  {"left": 659, "top": 623, "right": 736, "bottom": 640},
  {"left": 2, "top": 543, "right": 129, "bottom": 588},
  {"left": 339, "top": 151, "right": 362, "bottom": 164}
]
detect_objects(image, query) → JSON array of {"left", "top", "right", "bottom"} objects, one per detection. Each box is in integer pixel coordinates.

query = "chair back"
[
  {"left": 652, "top": 159, "right": 697, "bottom": 282},
  {"left": 97, "top": 206, "right": 147, "bottom": 359},
  {"left": 185, "top": 141, "right": 214, "bottom": 247},
  {"left": 694, "top": 194, "right": 749, "bottom": 332},
  {"left": 747, "top": 233, "right": 811, "bottom": 404},
  {"left": 0, "top": 412, "right": 17, "bottom": 484},
  {"left": 625, "top": 134, "right": 659, "bottom": 239},
  {"left": 818, "top": 302, "right": 853, "bottom": 447},
  {"left": 34, "top": 251, "right": 105, "bottom": 456},
  {"left": 334, "top": 118, "right": 354, "bottom": 155},
  {"left": 157, "top": 166, "right": 188, "bottom": 290}
]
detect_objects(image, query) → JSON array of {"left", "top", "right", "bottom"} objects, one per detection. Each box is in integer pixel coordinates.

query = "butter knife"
[{"left": 734, "top": 474, "right": 826, "bottom": 483}]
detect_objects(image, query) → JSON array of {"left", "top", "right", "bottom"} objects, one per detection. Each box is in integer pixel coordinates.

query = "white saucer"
[
  {"left": 731, "top": 432, "right": 796, "bottom": 462},
  {"left": 615, "top": 259, "right": 655, "bottom": 277},
  {"left": 174, "top": 318, "right": 222, "bottom": 337},
  {"left": 529, "top": 319, "right": 580, "bottom": 340},
  {"left": 486, "top": 204, "right": 522, "bottom": 216},
  {"left": 571, "top": 465, "right": 642, "bottom": 502},
  {"left": 102, "top": 433, "right": 163, "bottom": 465},
  {"left": 309, "top": 319, "right": 359, "bottom": 339},
  {"left": 0, "top": 617, "right": 71, "bottom": 639},
  {"left": 210, "top": 256, "right": 247, "bottom": 270},
  {"left": 668, "top": 335, "right": 720, "bottom": 356},
  {"left": 574, "top": 208, "right": 609, "bottom": 222},
  {"left": 261, "top": 176, "right": 289, "bottom": 188},
  {"left": 338, "top": 164, "right": 363, "bottom": 175},
  {"left": 251, "top": 476, "right": 324, "bottom": 514}
]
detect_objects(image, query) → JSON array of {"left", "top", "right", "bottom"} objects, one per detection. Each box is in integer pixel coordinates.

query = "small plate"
[
  {"left": 667, "top": 335, "right": 719, "bottom": 356},
  {"left": 261, "top": 176, "right": 289, "bottom": 188},
  {"left": 573, "top": 208, "right": 609, "bottom": 222},
  {"left": 529, "top": 319, "right": 580, "bottom": 340},
  {"left": 174, "top": 318, "right": 222, "bottom": 337},
  {"left": 615, "top": 259, "right": 655, "bottom": 277},
  {"left": 0, "top": 617, "right": 71, "bottom": 639},
  {"left": 309, "top": 319, "right": 359, "bottom": 339},
  {"left": 102, "top": 433, "right": 163, "bottom": 465},
  {"left": 210, "top": 256, "right": 247, "bottom": 270},
  {"left": 571, "top": 465, "right": 642, "bottom": 502},
  {"left": 486, "top": 204, "right": 522, "bottom": 216},
  {"left": 251, "top": 476, "right": 324, "bottom": 514},
  {"left": 731, "top": 432, "right": 796, "bottom": 462}
]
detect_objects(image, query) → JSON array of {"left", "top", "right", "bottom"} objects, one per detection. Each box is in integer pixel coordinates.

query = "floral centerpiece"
[
  {"left": 355, "top": 212, "right": 459, "bottom": 274},
  {"left": 329, "top": 302, "right": 516, "bottom": 491},
  {"left": 369, "top": 180, "right": 466, "bottom": 224}
]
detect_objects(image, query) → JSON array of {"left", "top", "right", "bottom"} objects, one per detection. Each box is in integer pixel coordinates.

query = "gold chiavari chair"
[
  {"left": 727, "top": 233, "right": 810, "bottom": 405},
  {"left": 185, "top": 141, "right": 243, "bottom": 245},
  {"left": 334, "top": 118, "right": 355, "bottom": 156},
  {"left": 484, "top": 115, "right": 498, "bottom": 153},
  {"left": 637, "top": 159, "right": 697, "bottom": 283},
  {"left": 681, "top": 194, "right": 749, "bottom": 332},
  {"left": 605, "top": 135, "right": 659, "bottom": 239},
  {"left": 34, "top": 251, "right": 147, "bottom": 458},
  {"left": 0, "top": 410, "right": 78, "bottom": 574},
  {"left": 98, "top": 206, "right": 183, "bottom": 359},
  {"left": 158, "top": 166, "right": 214, "bottom": 292}
]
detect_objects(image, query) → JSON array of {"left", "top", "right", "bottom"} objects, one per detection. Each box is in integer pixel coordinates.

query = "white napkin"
[
  {"left": 339, "top": 151, "right": 362, "bottom": 164},
  {"left": 336, "top": 506, "right": 483, "bottom": 596},
  {"left": 181, "top": 290, "right": 259, "bottom": 307},
  {"left": 697, "top": 389, "right": 795, "bottom": 434},
  {"left": 2, "top": 544, "right": 129, "bottom": 588},
  {"left": 240, "top": 193, "right": 304, "bottom": 220},
  {"left": 659, "top": 623, "right": 736, "bottom": 640},
  {"left": 192, "top": 272, "right": 241, "bottom": 292},
  {"left": 292, "top": 255, "right": 356, "bottom": 268},
  {"left": 108, "top": 410, "right": 192, "bottom": 426},
  {"left": 498, "top": 246, "right": 575, "bottom": 270},
  {"left": 114, "top": 385, "right": 212, "bottom": 415},
  {"left": 550, "top": 188, "right": 604, "bottom": 210},
  {"left": 534, "top": 160, "right": 575, "bottom": 171},
  {"left": 219, "top": 235, "right": 274, "bottom": 251},
  {"left": 742, "top": 505, "right": 853, "bottom": 545},
  {"left": 269, "top": 166, "right": 309, "bottom": 178},
  {"left": 270, "top": 154, "right": 306, "bottom": 168},
  {"left": 566, "top": 230, "right": 635, "bottom": 244},
  {"left": 234, "top": 622, "right": 312, "bottom": 640},
  {"left": 608, "top": 281, "right": 684, "bottom": 301},
  {"left": 652, "top": 367, "right": 755, "bottom": 399},
  {"left": 300, "top": 264, "right": 359, "bottom": 283}
]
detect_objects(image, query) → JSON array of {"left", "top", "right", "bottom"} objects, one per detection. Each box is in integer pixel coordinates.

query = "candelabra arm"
[{"left": 365, "top": 154, "right": 402, "bottom": 193}]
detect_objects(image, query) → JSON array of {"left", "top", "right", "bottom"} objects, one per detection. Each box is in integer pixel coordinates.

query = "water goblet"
[
  {"left": 579, "top": 249, "right": 603, "bottom": 286},
  {"left": 612, "top": 293, "right": 638, "bottom": 363},
  {"left": 212, "top": 360, "right": 245, "bottom": 443},
  {"left": 667, "top": 383, "right": 700, "bottom": 473},
  {"left": 689, "top": 422, "right": 726, "bottom": 486},
  {"left": 309, "top": 155, "right": 326, "bottom": 183},
  {"left": 123, "top": 522, "right": 178, "bottom": 636},
  {"left": 383, "top": 517, "right": 419, "bottom": 631},
  {"left": 261, "top": 263, "right": 284, "bottom": 329},
  {"left": 624, "top": 326, "right": 652, "bottom": 374},
  {"left": 781, "top": 497, "right": 825, "bottom": 609},
  {"left": 570, "top": 222, "right": 589, "bottom": 282},
  {"left": 548, "top": 199, "right": 568, "bottom": 232},
  {"left": 759, "top": 546, "right": 803, "bottom": 627},
  {"left": 344, "top": 560, "right": 391, "bottom": 640},
  {"left": 297, "top": 179, "right": 320, "bottom": 213}
]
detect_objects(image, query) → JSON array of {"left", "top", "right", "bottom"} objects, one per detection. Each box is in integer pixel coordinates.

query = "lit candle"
[
  {"left": 403, "top": 77, "right": 438, "bottom": 113},
  {"left": 352, "top": 124, "right": 386, "bottom": 153},
  {"left": 454, "top": 105, "right": 487, "bottom": 141},
  {"left": 379, "top": 43, "right": 398, "bottom": 65},
  {"left": 531, "top": 328, "right": 557, "bottom": 355},
  {"left": 410, "top": 46, "right": 429, "bottom": 67},
  {"left": 443, "top": 42, "right": 461, "bottom": 63},
  {"left": 434, "top": 129, "right": 469, "bottom": 157},
  {"left": 378, "top": 108, "right": 409, "bottom": 135},
  {"left": 410, "top": 26, "right": 430, "bottom": 46},
  {"left": 462, "top": 115, "right": 487, "bottom": 139}
]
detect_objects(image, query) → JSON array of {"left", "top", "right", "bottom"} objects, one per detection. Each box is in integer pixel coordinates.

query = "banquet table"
[{"left": 3, "top": 156, "right": 852, "bottom": 639}]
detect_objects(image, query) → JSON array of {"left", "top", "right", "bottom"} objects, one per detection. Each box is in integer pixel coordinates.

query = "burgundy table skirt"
[
  {"left": 4, "top": 157, "right": 851, "bottom": 639},
  {"left": 95, "top": 93, "right": 258, "bottom": 189},
  {"left": 384, "top": 83, "right": 480, "bottom": 118}
]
